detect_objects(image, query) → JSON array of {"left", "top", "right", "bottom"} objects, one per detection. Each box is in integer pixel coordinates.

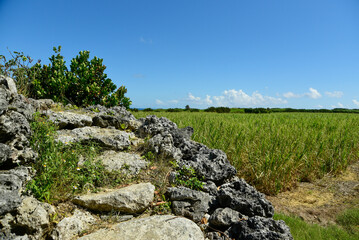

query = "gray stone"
[
  {"left": 217, "top": 179, "right": 274, "bottom": 218},
  {"left": 9, "top": 94, "right": 35, "bottom": 121},
  {"left": 0, "top": 111, "right": 31, "bottom": 144},
  {"left": 0, "top": 88, "right": 10, "bottom": 115},
  {"left": 56, "top": 126, "right": 133, "bottom": 150},
  {"left": 77, "top": 215, "right": 204, "bottom": 240},
  {"left": 0, "top": 75, "right": 17, "bottom": 95},
  {"left": 167, "top": 186, "right": 215, "bottom": 222},
  {"left": 225, "top": 216, "right": 293, "bottom": 240},
  {"left": 209, "top": 208, "right": 243, "bottom": 228},
  {"left": 0, "top": 143, "right": 11, "bottom": 166},
  {"left": 51, "top": 209, "right": 97, "bottom": 240},
  {"left": 28, "top": 98, "right": 55, "bottom": 111},
  {"left": 73, "top": 182, "right": 155, "bottom": 213},
  {"left": 46, "top": 110, "right": 93, "bottom": 129},
  {"left": 14, "top": 197, "right": 55, "bottom": 240},
  {"left": 97, "top": 151, "right": 148, "bottom": 175},
  {"left": 147, "top": 133, "right": 182, "bottom": 161},
  {"left": 0, "top": 173, "right": 22, "bottom": 215}
]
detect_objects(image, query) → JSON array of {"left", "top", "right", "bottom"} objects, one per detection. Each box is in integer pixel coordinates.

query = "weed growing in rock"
[
  {"left": 170, "top": 161, "right": 204, "bottom": 190},
  {"left": 27, "top": 113, "right": 125, "bottom": 203}
]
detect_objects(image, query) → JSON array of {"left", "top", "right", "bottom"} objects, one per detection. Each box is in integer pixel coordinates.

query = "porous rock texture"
[{"left": 0, "top": 76, "right": 293, "bottom": 239}]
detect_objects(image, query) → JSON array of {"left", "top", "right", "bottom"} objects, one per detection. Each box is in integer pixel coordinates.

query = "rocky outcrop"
[
  {"left": 78, "top": 215, "right": 204, "bottom": 240},
  {"left": 0, "top": 76, "right": 293, "bottom": 239},
  {"left": 72, "top": 183, "right": 155, "bottom": 213}
]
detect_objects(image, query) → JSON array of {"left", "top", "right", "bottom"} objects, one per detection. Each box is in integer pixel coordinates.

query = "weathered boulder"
[
  {"left": 0, "top": 87, "right": 10, "bottom": 116},
  {"left": 56, "top": 126, "right": 133, "bottom": 150},
  {"left": 13, "top": 197, "right": 55, "bottom": 239},
  {"left": 72, "top": 183, "right": 155, "bottom": 213},
  {"left": 0, "top": 111, "right": 31, "bottom": 144},
  {"left": 209, "top": 208, "right": 244, "bottom": 228},
  {"left": 9, "top": 94, "right": 35, "bottom": 121},
  {"left": 167, "top": 186, "right": 216, "bottom": 222},
  {"left": 0, "top": 173, "right": 22, "bottom": 215},
  {"left": 0, "top": 143, "right": 11, "bottom": 166},
  {"left": 51, "top": 209, "right": 97, "bottom": 240},
  {"left": 46, "top": 111, "right": 93, "bottom": 129},
  {"left": 217, "top": 179, "right": 274, "bottom": 218},
  {"left": 77, "top": 215, "right": 204, "bottom": 240},
  {"left": 0, "top": 75, "right": 17, "bottom": 95},
  {"left": 225, "top": 216, "right": 293, "bottom": 240},
  {"left": 97, "top": 151, "right": 148, "bottom": 175},
  {"left": 147, "top": 133, "right": 182, "bottom": 161}
]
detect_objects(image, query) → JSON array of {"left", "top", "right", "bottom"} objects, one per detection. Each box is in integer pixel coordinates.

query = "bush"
[{"left": 1, "top": 46, "right": 132, "bottom": 109}]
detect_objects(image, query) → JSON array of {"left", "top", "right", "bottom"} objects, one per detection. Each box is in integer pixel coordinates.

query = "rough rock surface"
[
  {"left": 51, "top": 209, "right": 97, "bottom": 240},
  {"left": 167, "top": 186, "right": 215, "bottom": 222},
  {"left": 0, "top": 75, "right": 17, "bottom": 95},
  {"left": 46, "top": 111, "right": 93, "bottom": 129},
  {"left": 97, "top": 151, "right": 148, "bottom": 175},
  {"left": 0, "top": 173, "right": 22, "bottom": 215},
  {"left": 56, "top": 126, "right": 133, "bottom": 150},
  {"left": 72, "top": 183, "right": 155, "bottom": 213},
  {"left": 225, "top": 216, "right": 293, "bottom": 240},
  {"left": 77, "top": 215, "right": 204, "bottom": 240},
  {"left": 209, "top": 208, "right": 244, "bottom": 228},
  {"left": 217, "top": 179, "right": 274, "bottom": 218}
]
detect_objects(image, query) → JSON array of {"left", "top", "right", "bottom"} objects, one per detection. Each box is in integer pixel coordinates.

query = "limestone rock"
[
  {"left": 9, "top": 94, "right": 35, "bottom": 121},
  {"left": 0, "top": 173, "right": 22, "bottom": 215},
  {"left": 0, "top": 143, "right": 11, "bottom": 166},
  {"left": 97, "top": 151, "right": 148, "bottom": 175},
  {"left": 209, "top": 208, "right": 243, "bottom": 228},
  {"left": 0, "top": 87, "right": 10, "bottom": 116},
  {"left": 46, "top": 111, "right": 93, "bottom": 129},
  {"left": 167, "top": 186, "right": 215, "bottom": 222},
  {"left": 217, "top": 179, "right": 274, "bottom": 218},
  {"left": 147, "top": 133, "right": 182, "bottom": 161},
  {"left": 0, "top": 111, "right": 31, "bottom": 144},
  {"left": 225, "top": 216, "right": 293, "bottom": 240},
  {"left": 51, "top": 209, "right": 97, "bottom": 240},
  {"left": 77, "top": 215, "right": 204, "bottom": 240},
  {"left": 56, "top": 126, "right": 133, "bottom": 150},
  {"left": 12, "top": 197, "right": 55, "bottom": 240},
  {"left": 73, "top": 183, "right": 155, "bottom": 213},
  {"left": 0, "top": 75, "right": 17, "bottom": 95}
]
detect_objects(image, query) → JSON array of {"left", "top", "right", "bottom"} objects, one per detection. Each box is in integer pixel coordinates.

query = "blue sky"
[{"left": 1, "top": 0, "right": 358, "bottom": 109}]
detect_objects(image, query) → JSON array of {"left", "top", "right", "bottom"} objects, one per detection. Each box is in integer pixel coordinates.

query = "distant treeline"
[{"left": 131, "top": 107, "right": 359, "bottom": 114}]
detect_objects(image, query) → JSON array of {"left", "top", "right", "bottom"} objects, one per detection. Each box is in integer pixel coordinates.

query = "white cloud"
[
  {"left": 155, "top": 99, "right": 164, "bottom": 105},
  {"left": 305, "top": 88, "right": 321, "bottom": 99},
  {"left": 337, "top": 102, "right": 344, "bottom": 108},
  {"left": 283, "top": 92, "right": 301, "bottom": 98},
  {"left": 169, "top": 100, "right": 179, "bottom": 104},
  {"left": 325, "top": 91, "right": 343, "bottom": 98},
  {"left": 187, "top": 93, "right": 201, "bottom": 101},
  {"left": 353, "top": 99, "right": 359, "bottom": 107},
  {"left": 283, "top": 88, "right": 321, "bottom": 99}
]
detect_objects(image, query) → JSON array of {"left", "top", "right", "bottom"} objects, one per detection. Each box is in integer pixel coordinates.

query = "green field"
[{"left": 133, "top": 112, "right": 359, "bottom": 195}]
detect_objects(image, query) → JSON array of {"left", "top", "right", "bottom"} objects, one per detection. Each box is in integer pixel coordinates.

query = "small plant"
[
  {"left": 152, "top": 195, "right": 172, "bottom": 215},
  {"left": 175, "top": 165, "right": 204, "bottom": 190}
]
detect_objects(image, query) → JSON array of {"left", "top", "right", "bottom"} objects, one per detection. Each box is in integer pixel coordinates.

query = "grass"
[
  {"left": 274, "top": 212, "right": 359, "bottom": 240},
  {"left": 27, "top": 113, "right": 129, "bottom": 203},
  {"left": 133, "top": 112, "right": 359, "bottom": 195}
]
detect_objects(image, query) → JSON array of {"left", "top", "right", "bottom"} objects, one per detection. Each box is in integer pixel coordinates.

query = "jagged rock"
[
  {"left": 28, "top": 98, "right": 55, "bottom": 111},
  {"left": 209, "top": 208, "right": 244, "bottom": 228},
  {"left": 202, "top": 181, "right": 218, "bottom": 196},
  {"left": 51, "top": 209, "right": 97, "bottom": 240},
  {"left": 56, "top": 126, "right": 133, "bottom": 150},
  {"left": 0, "top": 75, "right": 17, "bottom": 95},
  {"left": 0, "top": 111, "right": 31, "bottom": 144},
  {"left": 225, "top": 216, "right": 293, "bottom": 240},
  {"left": 217, "top": 179, "right": 274, "bottom": 218},
  {"left": 97, "top": 151, "right": 148, "bottom": 175},
  {"left": 46, "top": 111, "right": 93, "bottom": 129},
  {"left": 167, "top": 186, "right": 216, "bottom": 222},
  {"left": 0, "top": 173, "right": 22, "bottom": 215},
  {"left": 147, "top": 133, "right": 182, "bottom": 161},
  {"left": 9, "top": 94, "right": 35, "bottom": 121},
  {"left": 13, "top": 197, "right": 55, "bottom": 240},
  {"left": 0, "top": 143, "right": 11, "bottom": 166},
  {"left": 77, "top": 215, "right": 204, "bottom": 240},
  {"left": 73, "top": 183, "right": 155, "bottom": 213},
  {"left": 0, "top": 87, "right": 10, "bottom": 116}
]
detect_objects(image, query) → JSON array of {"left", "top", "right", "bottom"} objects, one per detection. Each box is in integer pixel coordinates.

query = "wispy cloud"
[
  {"left": 325, "top": 91, "right": 343, "bottom": 98},
  {"left": 140, "top": 37, "right": 152, "bottom": 44},
  {"left": 283, "top": 88, "right": 321, "bottom": 99},
  {"left": 155, "top": 99, "right": 164, "bottom": 105},
  {"left": 353, "top": 99, "right": 359, "bottom": 107}
]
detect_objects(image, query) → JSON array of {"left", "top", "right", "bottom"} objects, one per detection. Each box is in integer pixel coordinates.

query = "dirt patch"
[{"left": 267, "top": 160, "right": 359, "bottom": 226}]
